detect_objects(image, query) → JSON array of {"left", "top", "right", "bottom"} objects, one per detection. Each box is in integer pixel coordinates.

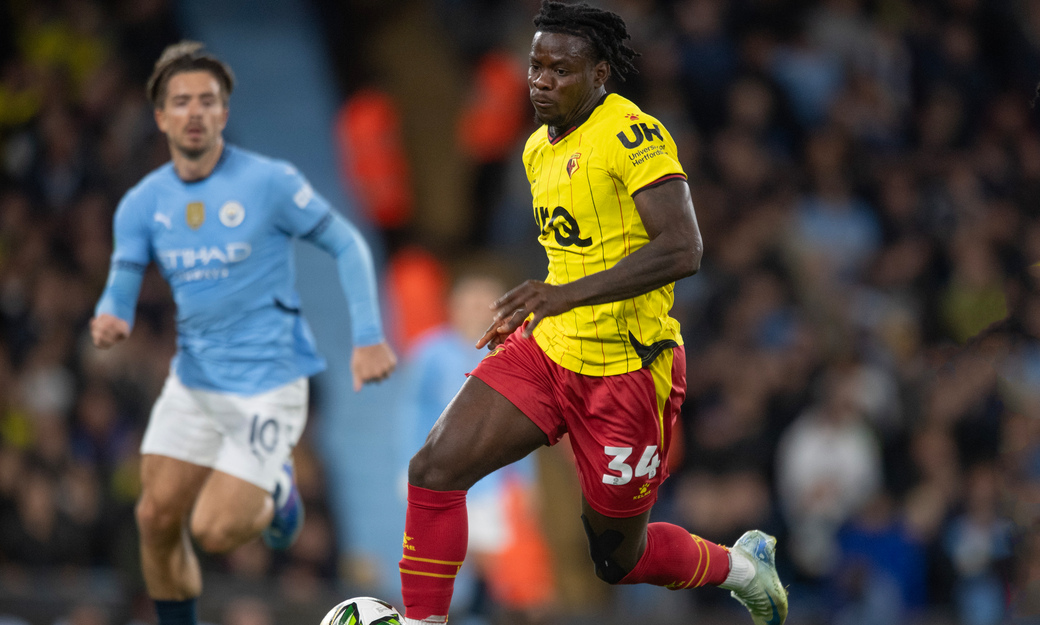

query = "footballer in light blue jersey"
[
  {"left": 96, "top": 144, "right": 384, "bottom": 395},
  {"left": 91, "top": 42, "right": 397, "bottom": 625}
]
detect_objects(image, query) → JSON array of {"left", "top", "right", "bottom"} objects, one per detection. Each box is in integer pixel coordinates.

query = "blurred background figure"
[{"left": 776, "top": 364, "right": 884, "bottom": 580}]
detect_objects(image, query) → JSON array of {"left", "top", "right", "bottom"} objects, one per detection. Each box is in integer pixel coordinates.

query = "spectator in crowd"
[{"left": 776, "top": 365, "right": 885, "bottom": 579}]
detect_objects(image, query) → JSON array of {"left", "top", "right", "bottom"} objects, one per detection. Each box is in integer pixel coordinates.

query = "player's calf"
[{"left": 612, "top": 522, "right": 731, "bottom": 589}]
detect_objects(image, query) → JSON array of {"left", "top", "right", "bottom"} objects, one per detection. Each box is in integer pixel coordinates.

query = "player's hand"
[
  {"left": 476, "top": 309, "right": 527, "bottom": 350},
  {"left": 476, "top": 280, "right": 572, "bottom": 349},
  {"left": 351, "top": 341, "right": 397, "bottom": 392},
  {"left": 90, "top": 314, "right": 130, "bottom": 349}
]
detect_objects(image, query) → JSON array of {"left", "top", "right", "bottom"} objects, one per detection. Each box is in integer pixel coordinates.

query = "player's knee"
[
  {"left": 135, "top": 495, "right": 184, "bottom": 541},
  {"left": 407, "top": 447, "right": 465, "bottom": 491},
  {"left": 190, "top": 518, "right": 241, "bottom": 554},
  {"left": 587, "top": 549, "right": 631, "bottom": 585},
  {"left": 581, "top": 514, "right": 632, "bottom": 585}
]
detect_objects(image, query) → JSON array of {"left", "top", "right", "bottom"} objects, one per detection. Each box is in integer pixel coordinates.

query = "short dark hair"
[
  {"left": 533, "top": 1, "right": 639, "bottom": 82},
  {"left": 146, "top": 41, "right": 235, "bottom": 108}
]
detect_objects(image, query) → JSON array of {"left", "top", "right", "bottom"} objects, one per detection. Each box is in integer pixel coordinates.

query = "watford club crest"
[
  {"left": 186, "top": 202, "right": 205, "bottom": 229},
  {"left": 566, "top": 152, "right": 581, "bottom": 178}
]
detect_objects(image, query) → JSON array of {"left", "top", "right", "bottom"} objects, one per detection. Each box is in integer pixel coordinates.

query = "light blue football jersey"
[{"left": 105, "top": 145, "right": 369, "bottom": 394}]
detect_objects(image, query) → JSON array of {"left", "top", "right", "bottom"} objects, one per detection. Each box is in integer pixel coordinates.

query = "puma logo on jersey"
[{"left": 154, "top": 213, "right": 172, "bottom": 229}]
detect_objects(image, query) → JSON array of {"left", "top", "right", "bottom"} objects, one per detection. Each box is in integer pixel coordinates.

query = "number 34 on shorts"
[{"left": 602, "top": 445, "right": 660, "bottom": 486}]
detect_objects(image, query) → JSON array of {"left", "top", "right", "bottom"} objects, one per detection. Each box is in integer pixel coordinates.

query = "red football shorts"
[{"left": 470, "top": 328, "right": 686, "bottom": 518}]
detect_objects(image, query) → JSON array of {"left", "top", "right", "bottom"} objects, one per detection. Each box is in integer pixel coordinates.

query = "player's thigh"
[
  {"left": 410, "top": 376, "right": 548, "bottom": 491},
  {"left": 566, "top": 348, "right": 684, "bottom": 519},
  {"left": 200, "top": 377, "right": 308, "bottom": 493}
]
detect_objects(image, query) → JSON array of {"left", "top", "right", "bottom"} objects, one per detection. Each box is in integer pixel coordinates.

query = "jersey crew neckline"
[
  {"left": 547, "top": 93, "right": 609, "bottom": 145},
  {"left": 172, "top": 142, "right": 232, "bottom": 185}
]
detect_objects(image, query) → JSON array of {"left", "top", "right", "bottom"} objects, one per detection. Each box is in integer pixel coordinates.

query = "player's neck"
[
  {"left": 549, "top": 90, "right": 607, "bottom": 139},
  {"left": 171, "top": 138, "right": 225, "bottom": 182}
]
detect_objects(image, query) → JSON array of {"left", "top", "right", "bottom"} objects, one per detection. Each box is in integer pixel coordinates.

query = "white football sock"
[
  {"left": 401, "top": 617, "right": 447, "bottom": 625},
  {"left": 719, "top": 549, "right": 756, "bottom": 591}
]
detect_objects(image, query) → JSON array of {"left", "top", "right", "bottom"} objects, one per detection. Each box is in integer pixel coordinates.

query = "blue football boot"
[{"left": 262, "top": 460, "right": 305, "bottom": 550}]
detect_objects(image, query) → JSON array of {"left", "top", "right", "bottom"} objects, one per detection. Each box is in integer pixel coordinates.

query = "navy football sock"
[{"left": 155, "top": 598, "right": 197, "bottom": 625}]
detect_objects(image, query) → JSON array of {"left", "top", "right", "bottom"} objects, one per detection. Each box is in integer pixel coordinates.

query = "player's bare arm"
[
  {"left": 350, "top": 342, "right": 398, "bottom": 391},
  {"left": 91, "top": 313, "right": 131, "bottom": 349},
  {"left": 478, "top": 179, "right": 701, "bottom": 348}
]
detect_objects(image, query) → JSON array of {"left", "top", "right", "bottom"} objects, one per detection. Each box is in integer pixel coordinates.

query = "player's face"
[
  {"left": 529, "top": 31, "right": 609, "bottom": 129},
  {"left": 155, "top": 71, "right": 228, "bottom": 160}
]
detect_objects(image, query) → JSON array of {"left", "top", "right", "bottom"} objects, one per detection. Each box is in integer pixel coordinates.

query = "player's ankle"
[
  {"left": 401, "top": 616, "right": 447, "bottom": 625},
  {"left": 154, "top": 598, "right": 197, "bottom": 625},
  {"left": 719, "top": 549, "right": 755, "bottom": 591}
]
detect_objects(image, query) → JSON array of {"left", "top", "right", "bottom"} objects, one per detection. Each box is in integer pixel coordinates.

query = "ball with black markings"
[{"left": 319, "top": 597, "right": 402, "bottom": 625}]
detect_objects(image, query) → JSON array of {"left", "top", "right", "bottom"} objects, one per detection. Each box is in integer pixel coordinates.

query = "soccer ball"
[{"left": 320, "top": 597, "right": 402, "bottom": 625}]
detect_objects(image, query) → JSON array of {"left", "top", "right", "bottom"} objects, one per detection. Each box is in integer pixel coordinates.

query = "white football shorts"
[{"left": 141, "top": 373, "right": 308, "bottom": 491}]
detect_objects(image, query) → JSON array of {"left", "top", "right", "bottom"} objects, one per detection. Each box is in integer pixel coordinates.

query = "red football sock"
[
  {"left": 399, "top": 484, "right": 468, "bottom": 620},
  {"left": 618, "top": 522, "right": 730, "bottom": 589}
]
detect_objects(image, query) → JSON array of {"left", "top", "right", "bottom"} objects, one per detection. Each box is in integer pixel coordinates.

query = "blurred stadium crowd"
[{"left": 2, "top": 0, "right": 1040, "bottom": 624}]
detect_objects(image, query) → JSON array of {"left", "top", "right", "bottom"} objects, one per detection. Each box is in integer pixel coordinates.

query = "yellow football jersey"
[{"left": 523, "top": 93, "right": 687, "bottom": 376}]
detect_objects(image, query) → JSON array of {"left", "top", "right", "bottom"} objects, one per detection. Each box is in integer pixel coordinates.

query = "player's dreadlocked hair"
[
  {"left": 533, "top": 1, "right": 639, "bottom": 82},
  {"left": 146, "top": 41, "right": 235, "bottom": 108}
]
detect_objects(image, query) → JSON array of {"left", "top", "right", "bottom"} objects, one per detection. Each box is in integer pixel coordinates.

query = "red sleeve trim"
[{"left": 631, "top": 173, "right": 687, "bottom": 197}]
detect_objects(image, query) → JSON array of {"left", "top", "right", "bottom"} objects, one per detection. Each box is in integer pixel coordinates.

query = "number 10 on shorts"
[
  {"left": 250, "top": 413, "right": 280, "bottom": 460},
  {"left": 602, "top": 445, "right": 660, "bottom": 485}
]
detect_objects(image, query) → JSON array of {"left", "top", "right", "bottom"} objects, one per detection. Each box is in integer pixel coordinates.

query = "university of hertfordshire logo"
[
  {"left": 566, "top": 152, "right": 581, "bottom": 178},
  {"left": 186, "top": 202, "right": 205, "bottom": 229}
]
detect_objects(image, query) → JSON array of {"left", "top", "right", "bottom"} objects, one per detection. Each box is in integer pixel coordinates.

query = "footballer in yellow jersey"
[
  {"left": 523, "top": 92, "right": 687, "bottom": 376},
  {"left": 399, "top": 4, "right": 788, "bottom": 625}
]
